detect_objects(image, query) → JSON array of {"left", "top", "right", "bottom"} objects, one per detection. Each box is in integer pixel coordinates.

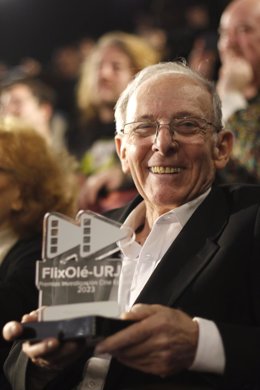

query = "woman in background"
[{"left": 0, "top": 117, "right": 78, "bottom": 388}]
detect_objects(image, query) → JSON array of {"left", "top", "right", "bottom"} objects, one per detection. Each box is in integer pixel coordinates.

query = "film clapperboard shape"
[{"left": 36, "top": 210, "right": 133, "bottom": 319}]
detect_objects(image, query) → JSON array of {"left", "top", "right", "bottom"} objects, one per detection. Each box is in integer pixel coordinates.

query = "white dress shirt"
[{"left": 78, "top": 188, "right": 225, "bottom": 389}]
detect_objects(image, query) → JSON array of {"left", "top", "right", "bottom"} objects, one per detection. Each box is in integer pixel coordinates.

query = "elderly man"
[{"left": 3, "top": 62, "right": 260, "bottom": 390}]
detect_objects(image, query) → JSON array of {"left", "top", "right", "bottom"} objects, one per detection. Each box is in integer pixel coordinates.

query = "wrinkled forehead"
[{"left": 126, "top": 73, "right": 213, "bottom": 120}]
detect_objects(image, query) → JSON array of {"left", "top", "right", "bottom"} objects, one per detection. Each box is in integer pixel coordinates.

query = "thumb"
[
  {"left": 121, "top": 304, "right": 157, "bottom": 320},
  {"left": 3, "top": 321, "right": 23, "bottom": 341}
]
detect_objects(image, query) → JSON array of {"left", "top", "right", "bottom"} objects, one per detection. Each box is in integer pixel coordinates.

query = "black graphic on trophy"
[{"left": 21, "top": 211, "right": 135, "bottom": 342}]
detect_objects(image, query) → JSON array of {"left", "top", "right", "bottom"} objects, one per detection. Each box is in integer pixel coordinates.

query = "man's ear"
[
  {"left": 115, "top": 135, "right": 130, "bottom": 174},
  {"left": 213, "top": 130, "right": 234, "bottom": 169}
]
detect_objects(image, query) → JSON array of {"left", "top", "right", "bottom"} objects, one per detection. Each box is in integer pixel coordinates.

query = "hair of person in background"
[
  {"left": 76, "top": 31, "right": 160, "bottom": 123},
  {"left": 0, "top": 116, "right": 79, "bottom": 238}
]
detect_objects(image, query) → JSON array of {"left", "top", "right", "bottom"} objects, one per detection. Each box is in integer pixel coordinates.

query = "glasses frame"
[{"left": 119, "top": 116, "right": 222, "bottom": 140}]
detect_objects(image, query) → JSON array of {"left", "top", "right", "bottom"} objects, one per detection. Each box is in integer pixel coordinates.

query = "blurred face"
[
  {"left": 116, "top": 74, "right": 232, "bottom": 216},
  {"left": 0, "top": 168, "right": 22, "bottom": 230},
  {"left": 0, "top": 84, "right": 51, "bottom": 138},
  {"left": 0, "top": 84, "right": 40, "bottom": 118},
  {"left": 92, "top": 46, "right": 134, "bottom": 106},
  {"left": 218, "top": 0, "right": 260, "bottom": 72}
]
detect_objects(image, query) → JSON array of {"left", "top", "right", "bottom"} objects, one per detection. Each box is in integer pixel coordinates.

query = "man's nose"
[{"left": 152, "top": 125, "right": 178, "bottom": 154}]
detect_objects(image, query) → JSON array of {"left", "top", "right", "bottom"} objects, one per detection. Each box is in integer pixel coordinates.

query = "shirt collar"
[{"left": 124, "top": 188, "right": 211, "bottom": 233}]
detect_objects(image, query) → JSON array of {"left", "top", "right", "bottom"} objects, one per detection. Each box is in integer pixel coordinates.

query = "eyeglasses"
[{"left": 120, "top": 117, "right": 221, "bottom": 144}]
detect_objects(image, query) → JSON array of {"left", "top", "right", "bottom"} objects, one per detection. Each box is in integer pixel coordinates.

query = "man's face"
[
  {"left": 116, "top": 74, "right": 228, "bottom": 214},
  {"left": 218, "top": 0, "right": 260, "bottom": 72},
  {"left": 92, "top": 46, "right": 134, "bottom": 106}
]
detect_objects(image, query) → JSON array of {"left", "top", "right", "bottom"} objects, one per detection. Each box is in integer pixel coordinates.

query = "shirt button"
[{"left": 144, "top": 253, "right": 152, "bottom": 259}]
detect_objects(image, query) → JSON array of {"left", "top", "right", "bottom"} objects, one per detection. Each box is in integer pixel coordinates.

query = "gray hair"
[{"left": 114, "top": 61, "right": 223, "bottom": 133}]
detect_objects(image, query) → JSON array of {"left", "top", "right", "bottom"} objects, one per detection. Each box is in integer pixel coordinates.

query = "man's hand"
[
  {"left": 95, "top": 304, "right": 199, "bottom": 377},
  {"left": 3, "top": 308, "right": 42, "bottom": 342},
  {"left": 3, "top": 310, "right": 86, "bottom": 371},
  {"left": 78, "top": 166, "right": 124, "bottom": 210},
  {"left": 217, "top": 54, "right": 253, "bottom": 96}
]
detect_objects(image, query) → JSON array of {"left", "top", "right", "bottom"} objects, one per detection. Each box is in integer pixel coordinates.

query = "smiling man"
[
  {"left": 3, "top": 62, "right": 260, "bottom": 390},
  {"left": 115, "top": 64, "right": 229, "bottom": 216}
]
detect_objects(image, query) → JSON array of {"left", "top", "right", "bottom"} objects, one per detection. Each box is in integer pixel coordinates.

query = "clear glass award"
[{"left": 21, "top": 211, "right": 135, "bottom": 343}]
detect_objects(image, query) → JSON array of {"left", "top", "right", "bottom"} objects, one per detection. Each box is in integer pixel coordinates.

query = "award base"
[{"left": 19, "top": 316, "right": 134, "bottom": 345}]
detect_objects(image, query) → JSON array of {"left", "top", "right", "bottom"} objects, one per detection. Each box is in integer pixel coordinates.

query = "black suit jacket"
[{"left": 4, "top": 185, "right": 260, "bottom": 389}]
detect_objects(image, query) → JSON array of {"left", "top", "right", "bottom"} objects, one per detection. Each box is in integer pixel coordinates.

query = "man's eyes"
[
  {"left": 135, "top": 123, "right": 154, "bottom": 129},
  {"left": 178, "top": 120, "right": 199, "bottom": 129}
]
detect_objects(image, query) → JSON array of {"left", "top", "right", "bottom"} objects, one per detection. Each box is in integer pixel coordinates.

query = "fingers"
[
  {"left": 95, "top": 318, "right": 151, "bottom": 354},
  {"left": 2, "top": 321, "right": 23, "bottom": 341},
  {"left": 95, "top": 305, "right": 198, "bottom": 377},
  {"left": 3, "top": 307, "right": 43, "bottom": 341},
  {"left": 23, "top": 338, "right": 60, "bottom": 360},
  {"left": 96, "top": 304, "right": 166, "bottom": 354},
  {"left": 121, "top": 303, "right": 158, "bottom": 320},
  {"left": 21, "top": 307, "right": 45, "bottom": 323},
  {"left": 22, "top": 338, "right": 86, "bottom": 370}
]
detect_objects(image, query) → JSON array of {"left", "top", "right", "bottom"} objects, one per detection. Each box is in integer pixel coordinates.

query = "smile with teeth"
[{"left": 150, "top": 166, "right": 182, "bottom": 174}]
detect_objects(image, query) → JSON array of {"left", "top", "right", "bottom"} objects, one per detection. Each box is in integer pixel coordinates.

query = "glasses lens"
[{"left": 125, "top": 121, "right": 156, "bottom": 138}]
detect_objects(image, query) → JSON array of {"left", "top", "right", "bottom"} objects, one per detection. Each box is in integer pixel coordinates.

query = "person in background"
[
  {"left": 0, "top": 77, "right": 68, "bottom": 151},
  {"left": 0, "top": 117, "right": 78, "bottom": 388},
  {"left": 45, "top": 43, "right": 86, "bottom": 122},
  {"left": 70, "top": 31, "right": 160, "bottom": 212},
  {"left": 217, "top": 0, "right": 260, "bottom": 183},
  {"left": 3, "top": 61, "right": 260, "bottom": 390}
]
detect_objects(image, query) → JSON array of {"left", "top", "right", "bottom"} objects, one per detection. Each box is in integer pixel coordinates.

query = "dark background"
[
  {"left": 0, "top": 0, "right": 148, "bottom": 64},
  {"left": 0, "top": 0, "right": 229, "bottom": 65}
]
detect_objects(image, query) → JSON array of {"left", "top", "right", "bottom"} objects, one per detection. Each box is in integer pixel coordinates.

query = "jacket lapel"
[{"left": 135, "top": 186, "right": 230, "bottom": 307}]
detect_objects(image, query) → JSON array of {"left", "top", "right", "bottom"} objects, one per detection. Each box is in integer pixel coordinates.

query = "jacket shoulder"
[{"left": 219, "top": 184, "right": 260, "bottom": 210}]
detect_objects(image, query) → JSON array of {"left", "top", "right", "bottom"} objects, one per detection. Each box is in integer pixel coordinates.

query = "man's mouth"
[{"left": 149, "top": 166, "right": 182, "bottom": 174}]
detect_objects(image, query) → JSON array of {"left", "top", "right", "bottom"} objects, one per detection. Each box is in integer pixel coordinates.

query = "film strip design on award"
[{"left": 43, "top": 210, "right": 131, "bottom": 261}]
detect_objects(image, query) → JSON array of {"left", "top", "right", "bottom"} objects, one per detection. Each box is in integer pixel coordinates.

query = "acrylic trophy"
[{"left": 20, "top": 211, "right": 134, "bottom": 343}]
